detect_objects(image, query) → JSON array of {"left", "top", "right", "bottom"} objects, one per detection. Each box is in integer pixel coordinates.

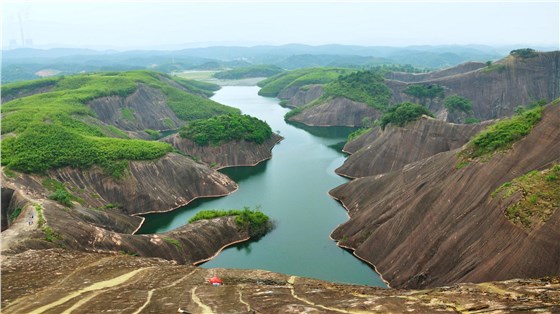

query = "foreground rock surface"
[
  {"left": 330, "top": 104, "right": 560, "bottom": 289},
  {"left": 2, "top": 249, "right": 559, "bottom": 314}
]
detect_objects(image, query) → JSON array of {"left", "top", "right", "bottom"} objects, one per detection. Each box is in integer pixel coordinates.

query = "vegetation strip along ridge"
[{"left": 1, "top": 70, "right": 238, "bottom": 175}]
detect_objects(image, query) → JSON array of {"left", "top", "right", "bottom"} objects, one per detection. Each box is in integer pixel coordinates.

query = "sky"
[{"left": 2, "top": 1, "right": 559, "bottom": 50}]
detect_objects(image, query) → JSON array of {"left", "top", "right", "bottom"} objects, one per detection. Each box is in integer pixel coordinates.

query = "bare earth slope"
[
  {"left": 337, "top": 117, "right": 492, "bottom": 178},
  {"left": 330, "top": 104, "right": 560, "bottom": 289},
  {"left": 2, "top": 249, "right": 559, "bottom": 313}
]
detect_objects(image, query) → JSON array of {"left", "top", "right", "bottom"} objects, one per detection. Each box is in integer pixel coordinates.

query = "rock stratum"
[
  {"left": 289, "top": 97, "right": 381, "bottom": 127},
  {"left": 2, "top": 249, "right": 559, "bottom": 313},
  {"left": 330, "top": 103, "right": 560, "bottom": 289},
  {"left": 280, "top": 51, "right": 560, "bottom": 127},
  {"left": 337, "top": 117, "right": 493, "bottom": 178},
  {"left": 162, "top": 133, "right": 283, "bottom": 169}
]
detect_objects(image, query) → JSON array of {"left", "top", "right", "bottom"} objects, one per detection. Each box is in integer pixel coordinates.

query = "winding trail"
[{"left": 29, "top": 268, "right": 148, "bottom": 314}]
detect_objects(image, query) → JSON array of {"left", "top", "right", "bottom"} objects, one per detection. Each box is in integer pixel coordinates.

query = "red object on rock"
[{"left": 209, "top": 276, "right": 223, "bottom": 285}]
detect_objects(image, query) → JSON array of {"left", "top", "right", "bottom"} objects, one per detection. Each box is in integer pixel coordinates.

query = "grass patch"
[
  {"left": 163, "top": 237, "right": 183, "bottom": 249},
  {"left": 9, "top": 207, "right": 22, "bottom": 223},
  {"left": 44, "top": 225, "right": 63, "bottom": 243},
  {"left": 120, "top": 108, "right": 136, "bottom": 122},
  {"left": 493, "top": 164, "right": 560, "bottom": 229},
  {"left": 43, "top": 178, "right": 84, "bottom": 207},
  {"left": 189, "top": 206, "right": 272, "bottom": 237},
  {"left": 179, "top": 113, "right": 272, "bottom": 146},
  {"left": 483, "top": 63, "right": 506, "bottom": 73},
  {"left": 35, "top": 204, "right": 45, "bottom": 228},
  {"left": 144, "top": 129, "right": 161, "bottom": 139},
  {"left": 347, "top": 127, "right": 372, "bottom": 142},
  {"left": 214, "top": 65, "right": 283, "bottom": 79},
  {"left": 459, "top": 106, "right": 543, "bottom": 162},
  {"left": 258, "top": 67, "right": 354, "bottom": 97},
  {"left": 3, "top": 168, "right": 17, "bottom": 178}
]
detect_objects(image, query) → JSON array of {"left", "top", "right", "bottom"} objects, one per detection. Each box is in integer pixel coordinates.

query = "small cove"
[{"left": 139, "top": 86, "right": 385, "bottom": 286}]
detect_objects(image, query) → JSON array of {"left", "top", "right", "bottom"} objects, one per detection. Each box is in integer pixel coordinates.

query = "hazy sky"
[{"left": 2, "top": 1, "right": 559, "bottom": 50}]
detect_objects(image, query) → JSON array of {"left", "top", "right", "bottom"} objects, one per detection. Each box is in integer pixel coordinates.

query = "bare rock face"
[
  {"left": 4, "top": 153, "right": 237, "bottom": 216},
  {"left": 87, "top": 83, "right": 183, "bottom": 133},
  {"left": 3, "top": 249, "right": 559, "bottom": 313},
  {"left": 288, "top": 97, "right": 382, "bottom": 127},
  {"left": 162, "top": 133, "right": 283, "bottom": 169},
  {"left": 1, "top": 168, "right": 248, "bottom": 265},
  {"left": 337, "top": 117, "right": 492, "bottom": 178},
  {"left": 388, "top": 52, "right": 560, "bottom": 122},
  {"left": 280, "top": 84, "right": 325, "bottom": 108},
  {"left": 330, "top": 104, "right": 560, "bottom": 289},
  {"left": 386, "top": 61, "right": 487, "bottom": 83}
]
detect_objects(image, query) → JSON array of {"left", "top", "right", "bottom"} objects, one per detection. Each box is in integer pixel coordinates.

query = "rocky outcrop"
[
  {"left": 281, "top": 52, "right": 559, "bottom": 126},
  {"left": 288, "top": 97, "right": 382, "bottom": 127},
  {"left": 388, "top": 51, "right": 560, "bottom": 122},
  {"left": 162, "top": 133, "right": 282, "bottom": 169},
  {"left": 337, "top": 117, "right": 492, "bottom": 178},
  {"left": 3, "top": 153, "right": 237, "bottom": 216},
  {"left": 330, "top": 104, "right": 560, "bottom": 289},
  {"left": 385, "top": 61, "right": 486, "bottom": 83},
  {"left": 278, "top": 84, "right": 324, "bottom": 108},
  {"left": 3, "top": 249, "right": 559, "bottom": 313},
  {"left": 1, "top": 163, "right": 249, "bottom": 265},
  {"left": 87, "top": 83, "right": 184, "bottom": 135}
]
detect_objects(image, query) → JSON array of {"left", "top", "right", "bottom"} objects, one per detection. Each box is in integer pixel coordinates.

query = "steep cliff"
[
  {"left": 288, "top": 97, "right": 382, "bottom": 127},
  {"left": 388, "top": 51, "right": 560, "bottom": 122},
  {"left": 3, "top": 249, "right": 559, "bottom": 313},
  {"left": 162, "top": 133, "right": 282, "bottom": 169},
  {"left": 330, "top": 103, "right": 560, "bottom": 289},
  {"left": 337, "top": 117, "right": 492, "bottom": 178},
  {"left": 278, "top": 84, "right": 324, "bottom": 108},
  {"left": 87, "top": 83, "right": 184, "bottom": 135},
  {"left": 385, "top": 61, "right": 486, "bottom": 83},
  {"left": 3, "top": 153, "right": 237, "bottom": 216},
  {"left": 282, "top": 51, "right": 559, "bottom": 126}
]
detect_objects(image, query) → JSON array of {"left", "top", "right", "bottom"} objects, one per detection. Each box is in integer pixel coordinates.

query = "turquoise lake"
[{"left": 139, "top": 86, "right": 385, "bottom": 287}]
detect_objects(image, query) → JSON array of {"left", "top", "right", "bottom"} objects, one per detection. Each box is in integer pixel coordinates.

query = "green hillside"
[
  {"left": 213, "top": 65, "right": 284, "bottom": 79},
  {"left": 0, "top": 70, "right": 237, "bottom": 175},
  {"left": 257, "top": 67, "right": 355, "bottom": 97}
]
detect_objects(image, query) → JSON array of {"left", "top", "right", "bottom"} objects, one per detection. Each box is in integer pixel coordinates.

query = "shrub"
[
  {"left": 444, "top": 95, "right": 472, "bottom": 113},
  {"left": 380, "top": 102, "right": 434, "bottom": 129},
  {"left": 510, "top": 48, "right": 537, "bottom": 59},
  {"left": 9, "top": 207, "right": 22, "bottom": 223},
  {"left": 323, "top": 70, "right": 391, "bottom": 110},
  {"left": 179, "top": 114, "right": 272, "bottom": 146},
  {"left": 163, "top": 237, "right": 183, "bottom": 249},
  {"left": 462, "top": 106, "right": 543, "bottom": 159},
  {"left": 403, "top": 84, "right": 444, "bottom": 105},
  {"left": 493, "top": 164, "right": 560, "bottom": 229},
  {"left": 189, "top": 207, "right": 272, "bottom": 237}
]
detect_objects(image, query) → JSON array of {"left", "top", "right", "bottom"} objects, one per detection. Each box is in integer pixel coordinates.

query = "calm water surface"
[{"left": 140, "top": 86, "right": 384, "bottom": 287}]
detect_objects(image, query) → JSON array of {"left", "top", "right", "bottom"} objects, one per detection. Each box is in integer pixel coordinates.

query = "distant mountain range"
[{"left": 2, "top": 44, "right": 557, "bottom": 83}]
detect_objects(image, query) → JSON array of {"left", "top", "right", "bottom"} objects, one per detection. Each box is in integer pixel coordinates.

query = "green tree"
[
  {"left": 444, "top": 95, "right": 472, "bottom": 113},
  {"left": 381, "top": 102, "right": 434, "bottom": 129}
]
